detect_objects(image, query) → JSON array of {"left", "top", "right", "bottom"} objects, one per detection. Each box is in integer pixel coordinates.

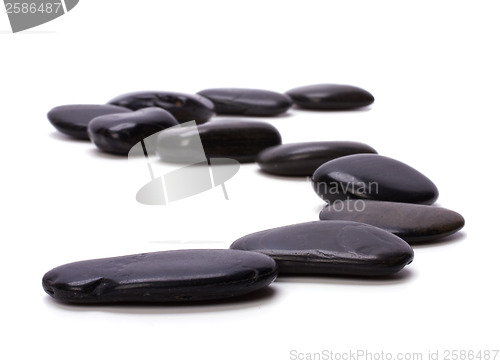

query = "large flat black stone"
[
  {"left": 157, "top": 119, "right": 282, "bottom": 163},
  {"left": 108, "top": 91, "right": 215, "bottom": 124},
  {"left": 197, "top": 88, "right": 292, "bottom": 116},
  {"left": 230, "top": 221, "right": 414, "bottom": 276},
  {"left": 257, "top": 141, "right": 377, "bottom": 176},
  {"left": 312, "top": 154, "right": 439, "bottom": 205},
  {"left": 42, "top": 249, "right": 278, "bottom": 304},
  {"left": 285, "top": 84, "right": 374, "bottom": 110},
  {"left": 88, "top": 107, "right": 178, "bottom": 155},
  {"left": 320, "top": 200, "right": 465, "bottom": 243},
  {"left": 47, "top": 104, "right": 132, "bottom": 140}
]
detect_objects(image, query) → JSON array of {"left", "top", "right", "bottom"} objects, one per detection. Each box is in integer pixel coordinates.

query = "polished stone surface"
[
  {"left": 88, "top": 107, "right": 178, "bottom": 155},
  {"left": 108, "top": 91, "right": 215, "bottom": 124},
  {"left": 257, "top": 141, "right": 377, "bottom": 176},
  {"left": 319, "top": 200, "right": 465, "bottom": 243},
  {"left": 47, "top": 104, "right": 132, "bottom": 140},
  {"left": 42, "top": 249, "right": 278, "bottom": 304},
  {"left": 157, "top": 119, "right": 282, "bottom": 163},
  {"left": 312, "top": 154, "right": 439, "bottom": 204},
  {"left": 286, "top": 84, "right": 374, "bottom": 110},
  {"left": 230, "top": 221, "right": 414, "bottom": 276},
  {"left": 197, "top": 88, "right": 292, "bottom": 116}
]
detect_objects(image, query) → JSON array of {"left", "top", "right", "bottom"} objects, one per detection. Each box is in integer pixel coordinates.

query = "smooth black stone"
[
  {"left": 108, "top": 91, "right": 215, "bottom": 124},
  {"left": 47, "top": 104, "right": 132, "bottom": 140},
  {"left": 320, "top": 200, "right": 465, "bottom": 243},
  {"left": 257, "top": 141, "right": 378, "bottom": 177},
  {"left": 312, "top": 154, "right": 439, "bottom": 205},
  {"left": 230, "top": 221, "right": 414, "bottom": 276},
  {"left": 157, "top": 119, "right": 282, "bottom": 163},
  {"left": 42, "top": 249, "right": 278, "bottom": 304},
  {"left": 197, "top": 88, "right": 293, "bottom": 116},
  {"left": 285, "top": 84, "right": 374, "bottom": 110},
  {"left": 88, "top": 108, "right": 179, "bottom": 155}
]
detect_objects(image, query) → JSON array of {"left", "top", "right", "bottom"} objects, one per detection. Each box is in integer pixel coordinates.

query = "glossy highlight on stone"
[
  {"left": 157, "top": 119, "right": 282, "bottom": 163},
  {"left": 108, "top": 91, "right": 215, "bottom": 124},
  {"left": 286, "top": 84, "right": 374, "bottom": 110},
  {"left": 197, "top": 88, "right": 293, "bottom": 116},
  {"left": 312, "top": 154, "right": 439, "bottom": 205},
  {"left": 42, "top": 249, "right": 278, "bottom": 304},
  {"left": 257, "top": 141, "right": 378, "bottom": 177},
  {"left": 230, "top": 221, "right": 414, "bottom": 276},
  {"left": 47, "top": 104, "right": 132, "bottom": 140},
  {"left": 320, "top": 200, "right": 465, "bottom": 243},
  {"left": 88, "top": 107, "right": 179, "bottom": 155}
]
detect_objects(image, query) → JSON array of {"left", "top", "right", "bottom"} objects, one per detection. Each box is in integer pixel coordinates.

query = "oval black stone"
[
  {"left": 197, "top": 88, "right": 293, "bottom": 116},
  {"left": 230, "top": 221, "right": 414, "bottom": 276},
  {"left": 312, "top": 154, "right": 439, "bottom": 205},
  {"left": 157, "top": 119, "right": 282, "bottom": 163},
  {"left": 108, "top": 91, "right": 215, "bottom": 124},
  {"left": 285, "top": 84, "right": 374, "bottom": 110},
  {"left": 47, "top": 104, "right": 132, "bottom": 140},
  {"left": 257, "top": 141, "right": 378, "bottom": 177},
  {"left": 88, "top": 107, "right": 179, "bottom": 155},
  {"left": 320, "top": 200, "right": 465, "bottom": 243},
  {"left": 42, "top": 249, "right": 278, "bottom": 304}
]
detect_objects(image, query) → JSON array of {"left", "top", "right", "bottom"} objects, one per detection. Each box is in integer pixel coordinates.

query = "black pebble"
[
  {"left": 230, "top": 221, "right": 414, "bottom": 276},
  {"left": 312, "top": 154, "right": 439, "bottom": 205},
  {"left": 48, "top": 104, "right": 132, "bottom": 140},
  {"left": 108, "top": 91, "right": 215, "bottom": 124},
  {"left": 197, "top": 88, "right": 293, "bottom": 116},
  {"left": 320, "top": 200, "right": 465, "bottom": 243},
  {"left": 42, "top": 249, "right": 278, "bottom": 304},
  {"left": 88, "top": 107, "right": 179, "bottom": 155},
  {"left": 257, "top": 141, "right": 377, "bottom": 177},
  {"left": 286, "top": 84, "right": 374, "bottom": 110},
  {"left": 157, "top": 119, "right": 282, "bottom": 163}
]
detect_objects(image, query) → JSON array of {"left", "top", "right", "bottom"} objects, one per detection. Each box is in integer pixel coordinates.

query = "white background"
[{"left": 1, "top": 1, "right": 499, "bottom": 363}]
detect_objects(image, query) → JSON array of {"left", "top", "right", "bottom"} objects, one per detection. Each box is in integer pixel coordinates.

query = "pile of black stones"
[{"left": 43, "top": 84, "right": 464, "bottom": 304}]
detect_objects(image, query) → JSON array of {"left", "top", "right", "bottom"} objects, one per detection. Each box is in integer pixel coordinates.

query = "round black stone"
[
  {"left": 108, "top": 91, "right": 215, "bottom": 124},
  {"left": 42, "top": 249, "right": 278, "bottom": 304},
  {"left": 230, "top": 221, "right": 414, "bottom": 276},
  {"left": 197, "top": 88, "right": 293, "bottom": 116},
  {"left": 285, "top": 84, "right": 374, "bottom": 110},
  {"left": 320, "top": 200, "right": 465, "bottom": 243},
  {"left": 88, "top": 107, "right": 179, "bottom": 155},
  {"left": 312, "top": 154, "right": 439, "bottom": 205},
  {"left": 47, "top": 104, "right": 132, "bottom": 140},
  {"left": 157, "top": 119, "right": 282, "bottom": 163},
  {"left": 257, "top": 141, "right": 377, "bottom": 177}
]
